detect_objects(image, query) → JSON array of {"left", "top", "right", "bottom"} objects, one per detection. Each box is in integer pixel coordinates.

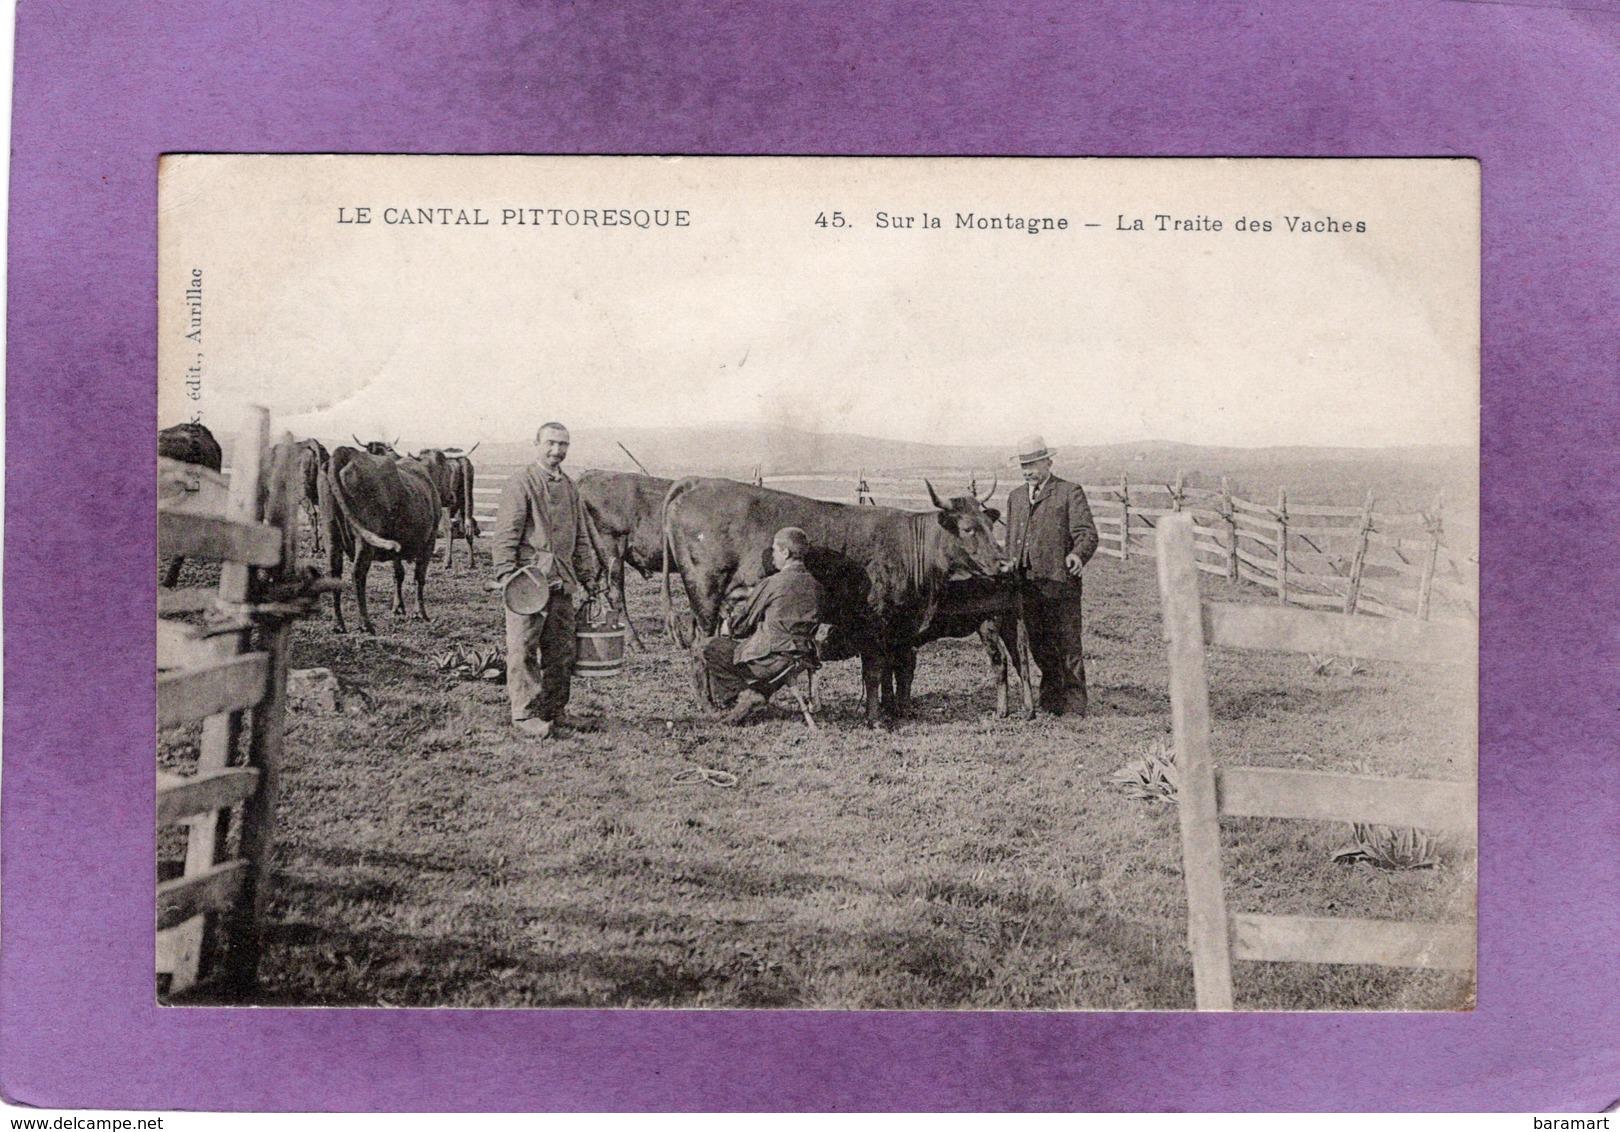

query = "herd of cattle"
[{"left": 160, "top": 422, "right": 1039, "bottom": 724}]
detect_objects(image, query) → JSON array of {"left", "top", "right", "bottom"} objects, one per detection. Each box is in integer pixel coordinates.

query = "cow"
[
  {"left": 438, "top": 445, "right": 481, "bottom": 570},
  {"left": 661, "top": 477, "right": 1008, "bottom": 725},
  {"left": 894, "top": 575, "right": 1035, "bottom": 719},
  {"left": 321, "top": 445, "right": 441, "bottom": 634},
  {"left": 399, "top": 444, "right": 481, "bottom": 570},
  {"left": 158, "top": 422, "right": 224, "bottom": 587},
  {"left": 354, "top": 435, "right": 401, "bottom": 458},
  {"left": 291, "top": 438, "right": 329, "bottom": 554},
  {"left": 578, "top": 470, "right": 675, "bottom": 646}
]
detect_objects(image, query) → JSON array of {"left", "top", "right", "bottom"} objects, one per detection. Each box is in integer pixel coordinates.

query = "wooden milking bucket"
[{"left": 574, "top": 603, "right": 627, "bottom": 678}]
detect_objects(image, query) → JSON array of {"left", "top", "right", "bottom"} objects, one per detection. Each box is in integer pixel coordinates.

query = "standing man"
[
  {"left": 1005, "top": 434, "right": 1098, "bottom": 717},
  {"left": 493, "top": 422, "right": 599, "bottom": 739}
]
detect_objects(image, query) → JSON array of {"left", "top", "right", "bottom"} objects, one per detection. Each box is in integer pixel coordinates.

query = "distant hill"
[{"left": 253, "top": 422, "right": 1472, "bottom": 521}]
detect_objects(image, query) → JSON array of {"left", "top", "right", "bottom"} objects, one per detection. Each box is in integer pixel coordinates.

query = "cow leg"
[
  {"left": 162, "top": 556, "right": 184, "bottom": 589},
  {"left": 328, "top": 536, "right": 347, "bottom": 633},
  {"left": 986, "top": 622, "right": 1013, "bottom": 718},
  {"left": 441, "top": 508, "right": 453, "bottom": 570},
  {"left": 413, "top": 553, "right": 431, "bottom": 621},
  {"left": 894, "top": 647, "right": 918, "bottom": 717},
  {"left": 861, "top": 655, "right": 892, "bottom": 729},
  {"left": 353, "top": 546, "right": 376, "bottom": 635},
  {"left": 392, "top": 559, "right": 408, "bottom": 615}
]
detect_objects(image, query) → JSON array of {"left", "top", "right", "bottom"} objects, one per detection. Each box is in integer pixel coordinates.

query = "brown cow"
[
  {"left": 661, "top": 477, "right": 1008, "bottom": 725},
  {"left": 158, "top": 422, "right": 223, "bottom": 587},
  {"left": 321, "top": 445, "right": 440, "bottom": 634}
]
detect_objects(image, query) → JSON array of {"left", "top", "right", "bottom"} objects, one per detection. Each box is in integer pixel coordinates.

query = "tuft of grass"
[
  {"left": 1111, "top": 741, "right": 1179, "bottom": 802},
  {"left": 1332, "top": 824, "right": 1444, "bottom": 869}
]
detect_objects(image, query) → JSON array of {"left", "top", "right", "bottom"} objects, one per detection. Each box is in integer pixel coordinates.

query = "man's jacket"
[
  {"left": 491, "top": 463, "right": 596, "bottom": 602},
  {"left": 1006, "top": 474, "right": 1099, "bottom": 587},
  {"left": 734, "top": 560, "right": 825, "bottom": 665}
]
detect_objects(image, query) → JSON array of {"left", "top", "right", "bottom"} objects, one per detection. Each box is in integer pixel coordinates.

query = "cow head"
[
  {"left": 405, "top": 448, "right": 456, "bottom": 506},
  {"left": 354, "top": 435, "right": 401, "bottom": 458},
  {"left": 925, "top": 479, "right": 1010, "bottom": 577}
]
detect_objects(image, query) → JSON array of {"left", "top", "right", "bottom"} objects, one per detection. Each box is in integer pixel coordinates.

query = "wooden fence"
[
  {"left": 1157, "top": 513, "right": 1475, "bottom": 1009},
  {"left": 157, "top": 409, "right": 316, "bottom": 998},
  {"left": 458, "top": 466, "right": 1477, "bottom": 623}
]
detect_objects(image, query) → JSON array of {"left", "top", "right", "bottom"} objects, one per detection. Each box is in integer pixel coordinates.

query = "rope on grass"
[{"left": 672, "top": 765, "right": 738, "bottom": 789}]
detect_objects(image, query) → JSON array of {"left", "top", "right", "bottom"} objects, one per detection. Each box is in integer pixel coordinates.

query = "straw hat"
[{"left": 1013, "top": 435, "right": 1056, "bottom": 465}]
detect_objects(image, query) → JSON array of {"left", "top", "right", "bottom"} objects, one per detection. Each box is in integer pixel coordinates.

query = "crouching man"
[{"left": 692, "top": 527, "right": 825, "bottom": 725}]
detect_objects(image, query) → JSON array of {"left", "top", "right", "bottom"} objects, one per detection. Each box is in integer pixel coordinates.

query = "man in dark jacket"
[
  {"left": 492, "top": 421, "right": 599, "bottom": 739},
  {"left": 692, "top": 527, "right": 825, "bottom": 725},
  {"left": 1005, "top": 435, "right": 1099, "bottom": 716}
]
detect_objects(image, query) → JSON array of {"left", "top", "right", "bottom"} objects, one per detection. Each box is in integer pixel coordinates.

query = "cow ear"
[{"left": 985, "top": 507, "right": 1001, "bottom": 524}]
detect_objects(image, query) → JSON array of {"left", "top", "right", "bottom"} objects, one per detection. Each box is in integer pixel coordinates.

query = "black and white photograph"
[{"left": 156, "top": 155, "right": 1478, "bottom": 1011}]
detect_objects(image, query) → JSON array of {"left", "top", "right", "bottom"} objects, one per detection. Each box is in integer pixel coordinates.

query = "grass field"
[{"left": 161, "top": 517, "right": 1476, "bottom": 1011}]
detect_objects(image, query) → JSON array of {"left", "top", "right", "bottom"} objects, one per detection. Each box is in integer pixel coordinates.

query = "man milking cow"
[
  {"left": 690, "top": 526, "right": 826, "bottom": 725},
  {"left": 493, "top": 422, "right": 601, "bottom": 739},
  {"left": 1006, "top": 434, "right": 1098, "bottom": 717}
]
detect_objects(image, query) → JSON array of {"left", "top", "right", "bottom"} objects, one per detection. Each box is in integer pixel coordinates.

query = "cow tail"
[
  {"left": 329, "top": 450, "right": 403, "bottom": 552},
  {"left": 660, "top": 479, "right": 689, "bottom": 647},
  {"left": 462, "top": 461, "right": 480, "bottom": 537}
]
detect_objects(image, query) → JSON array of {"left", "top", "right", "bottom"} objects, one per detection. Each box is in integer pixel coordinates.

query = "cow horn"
[
  {"left": 465, "top": 441, "right": 480, "bottom": 456},
  {"left": 924, "top": 479, "right": 948, "bottom": 511},
  {"left": 978, "top": 475, "right": 998, "bottom": 505},
  {"left": 352, "top": 434, "right": 363, "bottom": 447},
  {"left": 392, "top": 436, "right": 400, "bottom": 449}
]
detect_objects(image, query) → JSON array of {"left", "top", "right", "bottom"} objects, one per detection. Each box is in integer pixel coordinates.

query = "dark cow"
[
  {"left": 661, "top": 477, "right": 1008, "bottom": 725},
  {"left": 579, "top": 470, "right": 674, "bottom": 645},
  {"left": 321, "top": 445, "right": 441, "bottom": 634},
  {"left": 895, "top": 576, "right": 1034, "bottom": 719},
  {"left": 405, "top": 445, "right": 481, "bottom": 570},
  {"left": 354, "top": 435, "right": 401, "bottom": 458},
  {"left": 158, "top": 422, "right": 224, "bottom": 587},
  {"left": 439, "top": 445, "right": 481, "bottom": 570},
  {"left": 291, "top": 438, "right": 330, "bottom": 554}
]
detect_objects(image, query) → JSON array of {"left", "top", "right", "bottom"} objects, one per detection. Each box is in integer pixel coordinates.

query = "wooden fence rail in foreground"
[
  {"left": 1156, "top": 513, "right": 1476, "bottom": 1010},
  {"left": 157, "top": 407, "right": 306, "bottom": 999}
]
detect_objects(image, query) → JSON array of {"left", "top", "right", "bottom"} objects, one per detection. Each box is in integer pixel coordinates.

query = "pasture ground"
[{"left": 160, "top": 534, "right": 1476, "bottom": 1010}]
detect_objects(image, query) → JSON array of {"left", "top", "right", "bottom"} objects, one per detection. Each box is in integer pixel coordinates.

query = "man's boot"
[{"left": 722, "top": 689, "right": 768, "bottom": 725}]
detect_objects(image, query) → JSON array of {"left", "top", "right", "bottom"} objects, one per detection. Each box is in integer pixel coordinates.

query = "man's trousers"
[
  {"left": 505, "top": 600, "right": 577, "bottom": 723},
  {"left": 1024, "top": 580, "right": 1088, "bottom": 716}
]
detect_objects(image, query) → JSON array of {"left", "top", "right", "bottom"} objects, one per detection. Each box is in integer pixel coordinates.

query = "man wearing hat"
[
  {"left": 492, "top": 421, "right": 600, "bottom": 739},
  {"left": 1006, "top": 435, "right": 1099, "bottom": 716}
]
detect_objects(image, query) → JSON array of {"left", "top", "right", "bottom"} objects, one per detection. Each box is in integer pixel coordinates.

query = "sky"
[{"left": 159, "top": 156, "right": 1479, "bottom": 451}]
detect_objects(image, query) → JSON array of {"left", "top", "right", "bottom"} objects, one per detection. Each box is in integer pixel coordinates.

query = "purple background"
[{"left": 6, "top": 0, "right": 1618, "bottom": 1112}]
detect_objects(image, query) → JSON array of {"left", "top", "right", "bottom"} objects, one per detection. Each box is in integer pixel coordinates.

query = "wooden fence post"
[
  {"left": 1275, "top": 488, "right": 1289, "bottom": 607},
  {"left": 221, "top": 434, "right": 300, "bottom": 995},
  {"left": 1221, "top": 476, "right": 1238, "bottom": 584},
  {"left": 1418, "top": 491, "right": 1444, "bottom": 621},
  {"left": 1170, "top": 470, "right": 1185, "bottom": 512},
  {"left": 167, "top": 408, "right": 268, "bottom": 994},
  {"left": 1344, "top": 488, "right": 1377, "bottom": 616},
  {"left": 1119, "top": 473, "right": 1131, "bottom": 562},
  {"left": 1156, "top": 514, "right": 1235, "bottom": 1010}
]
